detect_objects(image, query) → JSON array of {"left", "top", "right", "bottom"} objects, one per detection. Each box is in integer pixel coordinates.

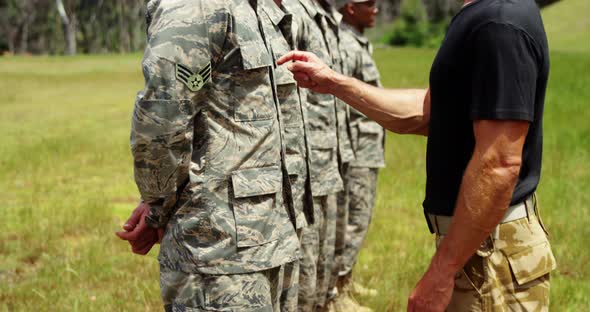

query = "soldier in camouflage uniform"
[
  {"left": 331, "top": 1, "right": 384, "bottom": 310},
  {"left": 122, "top": 0, "right": 303, "bottom": 310},
  {"left": 257, "top": 0, "right": 317, "bottom": 310},
  {"left": 284, "top": 0, "right": 345, "bottom": 310},
  {"left": 307, "top": 1, "right": 357, "bottom": 310}
]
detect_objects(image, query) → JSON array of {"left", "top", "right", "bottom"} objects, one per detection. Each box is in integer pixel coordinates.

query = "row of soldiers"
[{"left": 128, "top": 0, "right": 384, "bottom": 311}]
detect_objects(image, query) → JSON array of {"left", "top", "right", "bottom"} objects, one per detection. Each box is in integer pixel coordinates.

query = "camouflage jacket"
[
  {"left": 339, "top": 23, "right": 386, "bottom": 168},
  {"left": 288, "top": 0, "right": 343, "bottom": 196},
  {"left": 255, "top": 0, "right": 315, "bottom": 228},
  {"left": 131, "top": 0, "right": 299, "bottom": 274},
  {"left": 314, "top": 3, "right": 356, "bottom": 165}
]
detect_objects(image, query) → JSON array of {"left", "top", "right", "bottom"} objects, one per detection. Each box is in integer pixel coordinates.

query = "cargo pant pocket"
[
  {"left": 231, "top": 166, "right": 283, "bottom": 248},
  {"left": 505, "top": 241, "right": 556, "bottom": 286},
  {"left": 161, "top": 268, "right": 274, "bottom": 312}
]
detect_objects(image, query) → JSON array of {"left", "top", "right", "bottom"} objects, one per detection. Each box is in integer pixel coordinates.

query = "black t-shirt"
[{"left": 424, "top": 0, "right": 549, "bottom": 216}]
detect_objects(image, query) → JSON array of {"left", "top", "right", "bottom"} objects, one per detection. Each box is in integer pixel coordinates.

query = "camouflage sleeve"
[{"left": 131, "top": 0, "right": 228, "bottom": 228}]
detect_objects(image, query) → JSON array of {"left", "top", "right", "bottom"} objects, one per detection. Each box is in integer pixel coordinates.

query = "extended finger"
[
  {"left": 116, "top": 229, "right": 138, "bottom": 241},
  {"left": 277, "top": 51, "right": 312, "bottom": 65},
  {"left": 287, "top": 61, "right": 315, "bottom": 74}
]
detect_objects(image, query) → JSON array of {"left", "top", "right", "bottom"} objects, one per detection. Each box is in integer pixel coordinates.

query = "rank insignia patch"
[{"left": 176, "top": 62, "right": 211, "bottom": 92}]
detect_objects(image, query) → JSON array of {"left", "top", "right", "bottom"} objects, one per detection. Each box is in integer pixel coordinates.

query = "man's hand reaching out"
[{"left": 277, "top": 51, "right": 341, "bottom": 94}]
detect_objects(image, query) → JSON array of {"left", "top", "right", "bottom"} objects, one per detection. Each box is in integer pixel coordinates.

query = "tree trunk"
[
  {"left": 17, "top": 21, "right": 29, "bottom": 54},
  {"left": 65, "top": 17, "right": 77, "bottom": 55},
  {"left": 56, "top": 0, "right": 76, "bottom": 55},
  {"left": 16, "top": 6, "right": 36, "bottom": 54},
  {"left": 118, "top": 0, "right": 131, "bottom": 53}
]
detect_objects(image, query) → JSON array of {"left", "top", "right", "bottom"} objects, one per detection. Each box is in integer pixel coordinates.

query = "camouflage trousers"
[
  {"left": 339, "top": 167, "right": 379, "bottom": 277},
  {"left": 161, "top": 261, "right": 298, "bottom": 312},
  {"left": 298, "top": 202, "right": 322, "bottom": 312},
  {"left": 314, "top": 194, "right": 338, "bottom": 309},
  {"left": 435, "top": 198, "right": 557, "bottom": 312},
  {"left": 331, "top": 164, "right": 350, "bottom": 295}
]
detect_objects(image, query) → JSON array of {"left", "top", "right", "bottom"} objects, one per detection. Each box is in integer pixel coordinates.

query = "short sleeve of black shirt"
[{"left": 469, "top": 22, "right": 540, "bottom": 122}]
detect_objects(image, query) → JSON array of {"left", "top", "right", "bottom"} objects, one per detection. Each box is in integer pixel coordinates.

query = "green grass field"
[
  {"left": 1, "top": 4, "right": 589, "bottom": 310},
  {"left": 542, "top": 0, "right": 590, "bottom": 53}
]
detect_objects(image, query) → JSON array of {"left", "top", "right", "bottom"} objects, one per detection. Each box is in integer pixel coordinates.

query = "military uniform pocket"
[
  {"left": 275, "top": 62, "right": 297, "bottom": 86},
  {"left": 358, "top": 121, "right": 382, "bottom": 134},
  {"left": 352, "top": 121, "right": 385, "bottom": 166},
  {"left": 309, "top": 132, "right": 337, "bottom": 171},
  {"left": 231, "top": 166, "right": 283, "bottom": 248},
  {"left": 361, "top": 53, "right": 380, "bottom": 83},
  {"left": 232, "top": 41, "right": 275, "bottom": 122},
  {"left": 505, "top": 241, "right": 557, "bottom": 286},
  {"left": 356, "top": 121, "right": 383, "bottom": 145}
]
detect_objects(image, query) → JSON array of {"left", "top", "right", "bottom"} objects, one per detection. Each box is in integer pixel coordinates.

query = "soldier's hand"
[
  {"left": 277, "top": 51, "right": 340, "bottom": 94},
  {"left": 116, "top": 202, "right": 161, "bottom": 255},
  {"left": 407, "top": 259, "right": 455, "bottom": 312}
]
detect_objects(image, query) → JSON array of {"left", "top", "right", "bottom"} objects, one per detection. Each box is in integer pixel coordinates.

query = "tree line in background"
[
  {"left": 379, "top": 0, "right": 559, "bottom": 47},
  {"left": 0, "top": 0, "right": 560, "bottom": 55},
  {"left": 0, "top": 0, "right": 147, "bottom": 55}
]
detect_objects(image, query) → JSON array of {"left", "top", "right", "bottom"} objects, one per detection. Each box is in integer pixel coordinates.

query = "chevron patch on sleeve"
[{"left": 176, "top": 62, "right": 212, "bottom": 92}]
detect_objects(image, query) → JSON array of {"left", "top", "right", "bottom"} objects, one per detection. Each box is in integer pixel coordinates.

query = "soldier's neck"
[
  {"left": 274, "top": 0, "right": 281, "bottom": 6},
  {"left": 342, "top": 16, "right": 364, "bottom": 34}
]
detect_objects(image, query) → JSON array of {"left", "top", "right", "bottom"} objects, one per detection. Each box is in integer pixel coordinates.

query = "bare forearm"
[
  {"left": 433, "top": 152, "right": 521, "bottom": 274},
  {"left": 278, "top": 50, "right": 429, "bottom": 134},
  {"left": 332, "top": 74, "right": 430, "bottom": 135}
]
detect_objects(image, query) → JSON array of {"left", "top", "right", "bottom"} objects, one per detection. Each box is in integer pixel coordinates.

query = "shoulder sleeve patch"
[{"left": 175, "top": 62, "right": 211, "bottom": 92}]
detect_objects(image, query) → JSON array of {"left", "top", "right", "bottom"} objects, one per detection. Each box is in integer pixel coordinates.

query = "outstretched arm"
[{"left": 277, "top": 51, "right": 430, "bottom": 136}]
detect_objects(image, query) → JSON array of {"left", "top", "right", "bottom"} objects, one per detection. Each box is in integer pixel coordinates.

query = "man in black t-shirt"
[{"left": 277, "top": 0, "right": 557, "bottom": 310}]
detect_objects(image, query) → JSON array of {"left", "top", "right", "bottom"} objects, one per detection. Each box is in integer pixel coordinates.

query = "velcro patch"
[{"left": 176, "top": 62, "right": 211, "bottom": 92}]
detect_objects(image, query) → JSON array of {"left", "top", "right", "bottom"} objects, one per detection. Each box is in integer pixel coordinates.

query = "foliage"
[
  {"left": 0, "top": 0, "right": 147, "bottom": 55},
  {"left": 0, "top": 0, "right": 565, "bottom": 54},
  {"left": 383, "top": 0, "right": 450, "bottom": 48},
  {"left": 377, "top": 0, "right": 562, "bottom": 48}
]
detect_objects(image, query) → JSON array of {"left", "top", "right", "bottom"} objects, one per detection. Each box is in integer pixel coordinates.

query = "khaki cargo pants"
[{"left": 436, "top": 198, "right": 557, "bottom": 312}]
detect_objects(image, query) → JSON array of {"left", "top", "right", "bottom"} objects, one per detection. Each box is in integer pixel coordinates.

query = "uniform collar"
[
  {"left": 331, "top": 9, "right": 343, "bottom": 25},
  {"left": 259, "top": 0, "right": 286, "bottom": 26},
  {"left": 315, "top": 3, "right": 341, "bottom": 28},
  {"left": 299, "top": 0, "right": 319, "bottom": 19},
  {"left": 342, "top": 22, "right": 369, "bottom": 45}
]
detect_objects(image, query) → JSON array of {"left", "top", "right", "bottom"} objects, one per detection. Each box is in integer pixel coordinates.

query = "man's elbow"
[{"left": 482, "top": 154, "right": 523, "bottom": 184}]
